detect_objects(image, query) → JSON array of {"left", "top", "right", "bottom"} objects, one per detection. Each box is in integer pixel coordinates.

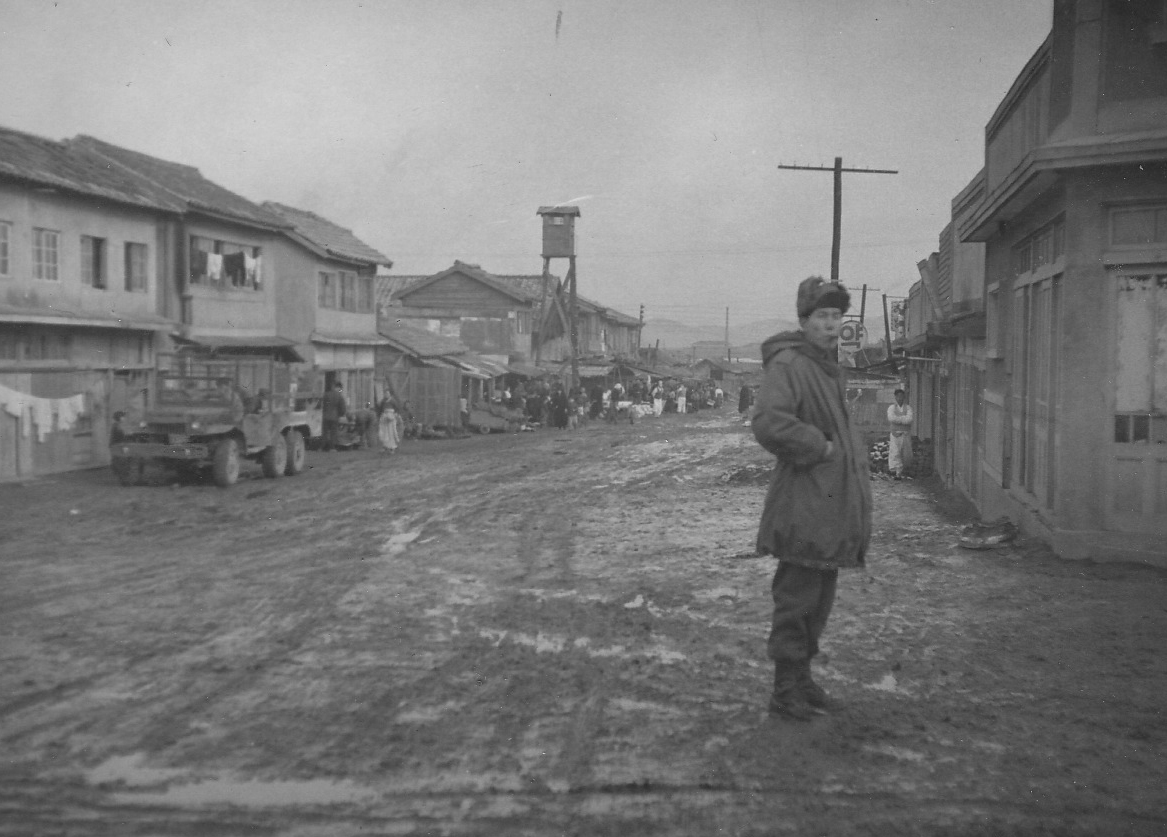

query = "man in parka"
[{"left": 752, "top": 276, "right": 872, "bottom": 720}]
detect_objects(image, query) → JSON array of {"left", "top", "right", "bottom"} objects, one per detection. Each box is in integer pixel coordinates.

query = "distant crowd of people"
[
  {"left": 482, "top": 377, "right": 738, "bottom": 430},
  {"left": 315, "top": 375, "right": 758, "bottom": 452}
]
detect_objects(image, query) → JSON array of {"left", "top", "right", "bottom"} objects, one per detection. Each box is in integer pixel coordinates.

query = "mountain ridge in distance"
[{"left": 641, "top": 317, "right": 800, "bottom": 350}]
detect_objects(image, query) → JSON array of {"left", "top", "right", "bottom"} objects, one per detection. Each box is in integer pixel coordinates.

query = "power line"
[{"left": 385, "top": 238, "right": 935, "bottom": 260}]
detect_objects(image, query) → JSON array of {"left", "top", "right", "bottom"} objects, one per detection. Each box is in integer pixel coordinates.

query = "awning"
[
  {"left": 451, "top": 358, "right": 492, "bottom": 380},
  {"left": 505, "top": 363, "right": 546, "bottom": 378},
  {"left": 310, "top": 331, "right": 391, "bottom": 346},
  {"left": 0, "top": 304, "right": 173, "bottom": 332},
  {"left": 173, "top": 334, "right": 305, "bottom": 363}
]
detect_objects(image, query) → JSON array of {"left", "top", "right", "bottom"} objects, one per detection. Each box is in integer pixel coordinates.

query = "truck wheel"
[
  {"left": 262, "top": 436, "right": 287, "bottom": 478},
  {"left": 284, "top": 430, "right": 306, "bottom": 476},
  {"left": 212, "top": 438, "right": 240, "bottom": 487},
  {"left": 112, "top": 457, "right": 143, "bottom": 486},
  {"left": 476, "top": 424, "right": 492, "bottom": 435}
]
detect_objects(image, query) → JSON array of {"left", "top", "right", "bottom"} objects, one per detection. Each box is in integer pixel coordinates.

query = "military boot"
[
  {"left": 797, "top": 661, "right": 834, "bottom": 712},
  {"left": 768, "top": 664, "right": 816, "bottom": 721}
]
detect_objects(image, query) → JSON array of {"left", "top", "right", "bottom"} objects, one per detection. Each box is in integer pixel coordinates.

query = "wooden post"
[
  {"left": 568, "top": 256, "right": 579, "bottom": 391},
  {"left": 831, "top": 157, "right": 842, "bottom": 284},
  {"left": 534, "top": 256, "right": 550, "bottom": 365},
  {"left": 882, "top": 293, "right": 896, "bottom": 373},
  {"left": 776, "top": 160, "right": 897, "bottom": 286}
]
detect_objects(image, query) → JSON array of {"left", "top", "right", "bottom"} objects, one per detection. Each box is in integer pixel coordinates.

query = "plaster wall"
[{"left": 0, "top": 184, "right": 162, "bottom": 321}]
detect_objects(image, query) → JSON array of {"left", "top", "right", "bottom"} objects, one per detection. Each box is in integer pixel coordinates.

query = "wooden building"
[
  {"left": 263, "top": 201, "right": 391, "bottom": 409},
  {"left": 0, "top": 126, "right": 176, "bottom": 482}
]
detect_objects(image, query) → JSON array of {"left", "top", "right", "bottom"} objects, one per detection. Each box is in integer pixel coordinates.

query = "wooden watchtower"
[{"left": 536, "top": 206, "right": 581, "bottom": 384}]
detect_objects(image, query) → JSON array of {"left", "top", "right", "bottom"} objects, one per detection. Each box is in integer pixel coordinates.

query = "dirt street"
[{"left": 1, "top": 409, "right": 1165, "bottom": 836}]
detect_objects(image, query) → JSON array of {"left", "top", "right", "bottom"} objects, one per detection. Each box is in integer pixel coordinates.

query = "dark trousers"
[
  {"left": 322, "top": 419, "right": 339, "bottom": 450},
  {"left": 767, "top": 562, "right": 838, "bottom": 667}
]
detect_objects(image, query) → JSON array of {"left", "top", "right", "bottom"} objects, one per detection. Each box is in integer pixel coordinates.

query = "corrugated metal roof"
[
  {"left": 263, "top": 202, "right": 391, "bottom": 267},
  {"left": 69, "top": 135, "right": 288, "bottom": 230},
  {"left": 378, "top": 318, "right": 469, "bottom": 357},
  {"left": 0, "top": 125, "right": 184, "bottom": 213},
  {"left": 310, "top": 331, "right": 390, "bottom": 346}
]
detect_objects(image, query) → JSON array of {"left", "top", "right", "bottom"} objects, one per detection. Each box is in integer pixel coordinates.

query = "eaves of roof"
[
  {"left": 400, "top": 262, "right": 533, "bottom": 305},
  {"left": 263, "top": 201, "right": 392, "bottom": 267},
  {"left": 963, "top": 128, "right": 1167, "bottom": 242}
]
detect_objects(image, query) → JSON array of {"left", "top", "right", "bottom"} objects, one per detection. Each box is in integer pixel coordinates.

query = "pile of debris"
[{"left": 958, "top": 517, "right": 1019, "bottom": 550}]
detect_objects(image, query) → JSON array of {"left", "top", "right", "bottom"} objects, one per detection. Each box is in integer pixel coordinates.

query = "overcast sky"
[{"left": 1, "top": 0, "right": 1051, "bottom": 326}]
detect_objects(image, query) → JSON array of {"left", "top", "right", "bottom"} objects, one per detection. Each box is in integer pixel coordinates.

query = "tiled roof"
[
  {"left": 378, "top": 317, "right": 468, "bottom": 357},
  {"left": 375, "top": 275, "right": 428, "bottom": 308},
  {"left": 0, "top": 125, "right": 183, "bottom": 213},
  {"left": 263, "top": 202, "right": 391, "bottom": 267},
  {"left": 491, "top": 273, "right": 558, "bottom": 302},
  {"left": 68, "top": 135, "right": 287, "bottom": 230}
]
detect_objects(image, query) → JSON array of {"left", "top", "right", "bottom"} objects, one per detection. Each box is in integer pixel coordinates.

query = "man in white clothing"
[{"left": 887, "top": 388, "right": 914, "bottom": 478}]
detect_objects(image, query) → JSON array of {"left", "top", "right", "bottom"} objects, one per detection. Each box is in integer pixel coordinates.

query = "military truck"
[{"left": 110, "top": 353, "right": 312, "bottom": 487}]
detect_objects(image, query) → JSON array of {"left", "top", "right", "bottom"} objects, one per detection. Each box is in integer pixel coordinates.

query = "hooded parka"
[{"left": 752, "top": 330, "right": 872, "bottom": 569}]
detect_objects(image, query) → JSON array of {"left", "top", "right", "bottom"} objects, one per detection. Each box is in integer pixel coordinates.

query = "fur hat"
[{"left": 797, "top": 275, "right": 851, "bottom": 319}]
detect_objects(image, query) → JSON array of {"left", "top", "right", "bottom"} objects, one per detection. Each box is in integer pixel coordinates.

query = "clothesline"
[{"left": 0, "top": 383, "right": 88, "bottom": 442}]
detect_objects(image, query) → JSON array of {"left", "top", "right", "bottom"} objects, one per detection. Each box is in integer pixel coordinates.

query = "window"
[
  {"left": 358, "top": 275, "right": 374, "bottom": 313},
  {"left": 318, "top": 271, "right": 337, "bottom": 308},
  {"left": 339, "top": 271, "right": 357, "bottom": 311},
  {"left": 24, "top": 329, "right": 71, "bottom": 361},
  {"left": 1012, "top": 217, "right": 1065, "bottom": 279},
  {"left": 33, "top": 228, "right": 59, "bottom": 281},
  {"left": 0, "top": 221, "right": 9, "bottom": 276},
  {"left": 1114, "top": 273, "right": 1167, "bottom": 445},
  {"left": 189, "top": 235, "right": 261, "bottom": 289},
  {"left": 0, "top": 329, "right": 16, "bottom": 360},
  {"left": 125, "top": 242, "right": 148, "bottom": 292},
  {"left": 81, "top": 235, "right": 107, "bottom": 289},
  {"left": 1111, "top": 205, "right": 1167, "bottom": 247}
]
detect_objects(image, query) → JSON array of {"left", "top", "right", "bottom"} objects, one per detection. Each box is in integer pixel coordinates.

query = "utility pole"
[
  {"left": 777, "top": 158, "right": 898, "bottom": 284},
  {"left": 882, "top": 293, "right": 896, "bottom": 374},
  {"left": 725, "top": 307, "right": 730, "bottom": 363},
  {"left": 638, "top": 304, "right": 645, "bottom": 353}
]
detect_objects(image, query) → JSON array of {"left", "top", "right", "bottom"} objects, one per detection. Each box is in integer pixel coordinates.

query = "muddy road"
[{"left": 1, "top": 410, "right": 1165, "bottom": 836}]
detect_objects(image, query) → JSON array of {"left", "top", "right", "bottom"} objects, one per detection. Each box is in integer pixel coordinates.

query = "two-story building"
[
  {"left": 383, "top": 261, "right": 564, "bottom": 366},
  {"left": 954, "top": 0, "right": 1167, "bottom": 564},
  {"left": 0, "top": 127, "right": 177, "bottom": 481},
  {"left": 262, "top": 202, "right": 391, "bottom": 409},
  {"left": 69, "top": 135, "right": 297, "bottom": 364}
]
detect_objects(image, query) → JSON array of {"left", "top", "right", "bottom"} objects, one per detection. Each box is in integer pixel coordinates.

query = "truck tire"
[
  {"left": 261, "top": 436, "right": 287, "bottom": 478},
  {"left": 212, "top": 438, "right": 240, "bottom": 487},
  {"left": 284, "top": 430, "right": 306, "bottom": 476}
]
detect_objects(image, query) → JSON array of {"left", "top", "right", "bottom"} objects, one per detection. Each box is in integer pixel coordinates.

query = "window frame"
[
  {"left": 33, "top": 228, "right": 60, "bottom": 281},
  {"left": 81, "top": 235, "right": 107, "bottom": 289},
  {"left": 318, "top": 271, "right": 337, "bottom": 309},
  {"left": 0, "top": 220, "right": 10, "bottom": 277},
  {"left": 124, "top": 242, "right": 148, "bottom": 292}
]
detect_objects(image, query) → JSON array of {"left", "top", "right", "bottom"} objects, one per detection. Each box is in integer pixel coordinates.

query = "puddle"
[
  {"left": 89, "top": 753, "right": 379, "bottom": 808},
  {"left": 382, "top": 529, "right": 421, "bottom": 557},
  {"left": 113, "top": 777, "right": 380, "bottom": 808}
]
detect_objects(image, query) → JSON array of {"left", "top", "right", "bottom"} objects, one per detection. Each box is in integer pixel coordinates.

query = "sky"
[{"left": 0, "top": 0, "right": 1052, "bottom": 327}]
